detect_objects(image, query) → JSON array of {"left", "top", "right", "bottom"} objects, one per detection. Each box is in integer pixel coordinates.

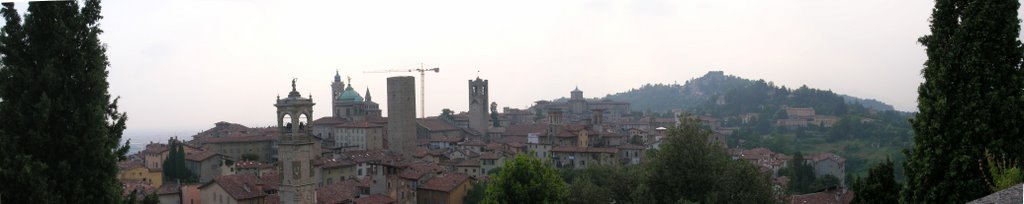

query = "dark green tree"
[
  {"left": 780, "top": 152, "right": 817, "bottom": 194},
  {"left": 567, "top": 174, "right": 613, "bottom": 204},
  {"left": 162, "top": 141, "right": 195, "bottom": 183},
  {"left": 904, "top": 0, "right": 1024, "bottom": 202},
  {"left": 482, "top": 154, "right": 568, "bottom": 204},
  {"left": 241, "top": 153, "right": 259, "bottom": 161},
  {"left": 641, "top": 113, "right": 773, "bottom": 203},
  {"left": 852, "top": 158, "right": 899, "bottom": 204},
  {"left": 0, "top": 1, "right": 130, "bottom": 203}
]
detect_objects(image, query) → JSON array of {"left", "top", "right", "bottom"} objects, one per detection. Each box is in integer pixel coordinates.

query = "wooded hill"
[{"left": 602, "top": 71, "right": 914, "bottom": 179}]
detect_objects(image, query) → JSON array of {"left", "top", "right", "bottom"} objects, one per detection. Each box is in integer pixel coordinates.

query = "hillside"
[{"left": 602, "top": 71, "right": 914, "bottom": 179}]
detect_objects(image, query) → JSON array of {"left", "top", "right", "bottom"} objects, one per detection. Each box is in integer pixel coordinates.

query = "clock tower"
[{"left": 276, "top": 79, "right": 317, "bottom": 204}]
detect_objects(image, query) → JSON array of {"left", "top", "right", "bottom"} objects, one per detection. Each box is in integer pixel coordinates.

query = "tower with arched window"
[{"left": 275, "top": 79, "right": 317, "bottom": 204}]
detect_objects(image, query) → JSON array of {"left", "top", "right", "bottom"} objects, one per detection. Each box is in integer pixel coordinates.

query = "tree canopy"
[
  {"left": 0, "top": 1, "right": 129, "bottom": 203},
  {"left": 640, "top": 113, "right": 774, "bottom": 203},
  {"left": 904, "top": 0, "right": 1024, "bottom": 202},
  {"left": 482, "top": 154, "right": 568, "bottom": 204}
]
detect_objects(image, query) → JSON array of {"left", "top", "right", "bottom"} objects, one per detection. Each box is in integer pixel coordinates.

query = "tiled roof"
[
  {"left": 479, "top": 152, "right": 502, "bottom": 160},
  {"left": 200, "top": 174, "right": 266, "bottom": 200},
  {"left": 789, "top": 190, "right": 854, "bottom": 204},
  {"left": 185, "top": 151, "right": 222, "bottom": 162},
  {"left": 354, "top": 194, "right": 395, "bottom": 204},
  {"left": 142, "top": 143, "right": 169, "bottom": 154},
  {"left": 205, "top": 134, "right": 275, "bottom": 144},
  {"left": 156, "top": 183, "right": 181, "bottom": 195},
  {"left": 419, "top": 173, "right": 471, "bottom": 192},
  {"left": 259, "top": 172, "right": 280, "bottom": 191},
  {"left": 118, "top": 160, "right": 146, "bottom": 170},
  {"left": 345, "top": 149, "right": 401, "bottom": 164},
  {"left": 399, "top": 162, "right": 445, "bottom": 180},
  {"left": 317, "top": 179, "right": 360, "bottom": 204},
  {"left": 417, "top": 118, "right": 460, "bottom": 131},
  {"left": 809, "top": 153, "right": 846, "bottom": 164},
  {"left": 311, "top": 116, "right": 350, "bottom": 125},
  {"left": 550, "top": 146, "right": 617, "bottom": 154},
  {"left": 456, "top": 159, "right": 480, "bottom": 167}
]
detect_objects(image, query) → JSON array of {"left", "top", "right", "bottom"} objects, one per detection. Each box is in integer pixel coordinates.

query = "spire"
[
  {"left": 365, "top": 88, "right": 372, "bottom": 102},
  {"left": 334, "top": 69, "right": 341, "bottom": 82}
]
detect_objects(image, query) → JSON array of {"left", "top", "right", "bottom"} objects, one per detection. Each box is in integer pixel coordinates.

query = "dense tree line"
[
  {"left": 162, "top": 141, "right": 196, "bottom": 183},
  {"left": 0, "top": 1, "right": 130, "bottom": 203}
]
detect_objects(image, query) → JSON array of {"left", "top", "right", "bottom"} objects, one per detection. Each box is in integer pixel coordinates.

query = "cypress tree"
[
  {"left": 0, "top": 1, "right": 130, "bottom": 203},
  {"left": 904, "top": 0, "right": 1024, "bottom": 202}
]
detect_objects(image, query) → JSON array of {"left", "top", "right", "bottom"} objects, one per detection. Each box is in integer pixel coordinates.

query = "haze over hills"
[{"left": 600, "top": 71, "right": 900, "bottom": 114}]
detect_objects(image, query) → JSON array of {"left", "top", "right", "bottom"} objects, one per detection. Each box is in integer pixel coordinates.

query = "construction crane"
[{"left": 364, "top": 63, "right": 440, "bottom": 118}]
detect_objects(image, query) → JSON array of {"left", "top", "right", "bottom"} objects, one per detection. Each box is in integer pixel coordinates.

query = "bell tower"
[
  {"left": 331, "top": 70, "right": 345, "bottom": 117},
  {"left": 275, "top": 79, "right": 317, "bottom": 204},
  {"left": 468, "top": 77, "right": 489, "bottom": 138}
]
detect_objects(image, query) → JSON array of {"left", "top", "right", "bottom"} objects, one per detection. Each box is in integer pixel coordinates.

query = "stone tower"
[
  {"left": 331, "top": 70, "right": 345, "bottom": 117},
  {"left": 387, "top": 76, "right": 416, "bottom": 160},
  {"left": 276, "top": 79, "right": 317, "bottom": 204},
  {"left": 468, "top": 77, "right": 489, "bottom": 137},
  {"left": 569, "top": 87, "right": 586, "bottom": 118}
]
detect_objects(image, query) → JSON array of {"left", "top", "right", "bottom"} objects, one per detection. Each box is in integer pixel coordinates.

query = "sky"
[{"left": 44, "top": 0, "right": 1016, "bottom": 142}]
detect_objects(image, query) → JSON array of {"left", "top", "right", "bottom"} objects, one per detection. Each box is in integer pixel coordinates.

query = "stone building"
[
  {"left": 387, "top": 76, "right": 417, "bottom": 160},
  {"left": 530, "top": 87, "right": 630, "bottom": 124},
  {"left": 275, "top": 79, "right": 318, "bottom": 204},
  {"left": 467, "top": 77, "right": 489, "bottom": 138}
]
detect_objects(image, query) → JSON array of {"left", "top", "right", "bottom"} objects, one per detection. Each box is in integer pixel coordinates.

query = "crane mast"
[{"left": 364, "top": 63, "right": 439, "bottom": 118}]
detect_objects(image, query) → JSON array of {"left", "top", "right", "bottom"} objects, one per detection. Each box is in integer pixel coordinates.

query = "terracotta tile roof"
[
  {"left": 142, "top": 143, "right": 170, "bottom": 154},
  {"left": 205, "top": 134, "right": 276, "bottom": 144},
  {"left": 118, "top": 160, "right": 146, "bottom": 171},
  {"left": 399, "top": 162, "right": 445, "bottom": 180},
  {"left": 317, "top": 179, "right": 360, "bottom": 204},
  {"left": 354, "top": 194, "right": 395, "bottom": 204},
  {"left": 550, "top": 146, "right": 617, "bottom": 154},
  {"left": 419, "top": 173, "right": 471, "bottom": 192},
  {"left": 259, "top": 172, "right": 280, "bottom": 191},
  {"left": 417, "top": 118, "right": 460, "bottom": 131},
  {"left": 345, "top": 149, "right": 401, "bottom": 164},
  {"left": 311, "top": 116, "right": 350, "bottom": 125},
  {"left": 185, "top": 151, "right": 222, "bottom": 162},
  {"left": 789, "top": 190, "right": 854, "bottom": 204},
  {"left": 456, "top": 159, "right": 480, "bottom": 167},
  {"left": 200, "top": 174, "right": 266, "bottom": 200},
  {"left": 507, "top": 142, "right": 525, "bottom": 148},
  {"left": 483, "top": 143, "right": 504, "bottom": 151}
]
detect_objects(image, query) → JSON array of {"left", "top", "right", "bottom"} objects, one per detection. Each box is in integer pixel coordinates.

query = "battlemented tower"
[
  {"left": 275, "top": 79, "right": 317, "bottom": 204},
  {"left": 468, "top": 77, "right": 489, "bottom": 137},
  {"left": 387, "top": 76, "right": 416, "bottom": 160}
]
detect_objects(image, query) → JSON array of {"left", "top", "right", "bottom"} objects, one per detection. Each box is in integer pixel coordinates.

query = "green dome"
[{"left": 338, "top": 86, "right": 363, "bottom": 102}]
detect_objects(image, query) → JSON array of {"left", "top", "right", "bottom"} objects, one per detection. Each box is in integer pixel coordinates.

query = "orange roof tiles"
[
  {"left": 419, "top": 173, "right": 471, "bottom": 192},
  {"left": 200, "top": 174, "right": 266, "bottom": 200}
]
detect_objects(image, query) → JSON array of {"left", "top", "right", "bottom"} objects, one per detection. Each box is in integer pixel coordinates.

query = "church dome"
[{"left": 338, "top": 86, "right": 363, "bottom": 102}]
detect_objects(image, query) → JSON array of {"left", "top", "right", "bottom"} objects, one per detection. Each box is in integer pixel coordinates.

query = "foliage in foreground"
[
  {"left": 0, "top": 1, "right": 130, "bottom": 203},
  {"left": 482, "top": 154, "right": 568, "bottom": 204}
]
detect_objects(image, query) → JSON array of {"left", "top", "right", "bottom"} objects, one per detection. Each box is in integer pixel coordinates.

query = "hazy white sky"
[{"left": 67, "top": 0, "right": 1018, "bottom": 141}]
